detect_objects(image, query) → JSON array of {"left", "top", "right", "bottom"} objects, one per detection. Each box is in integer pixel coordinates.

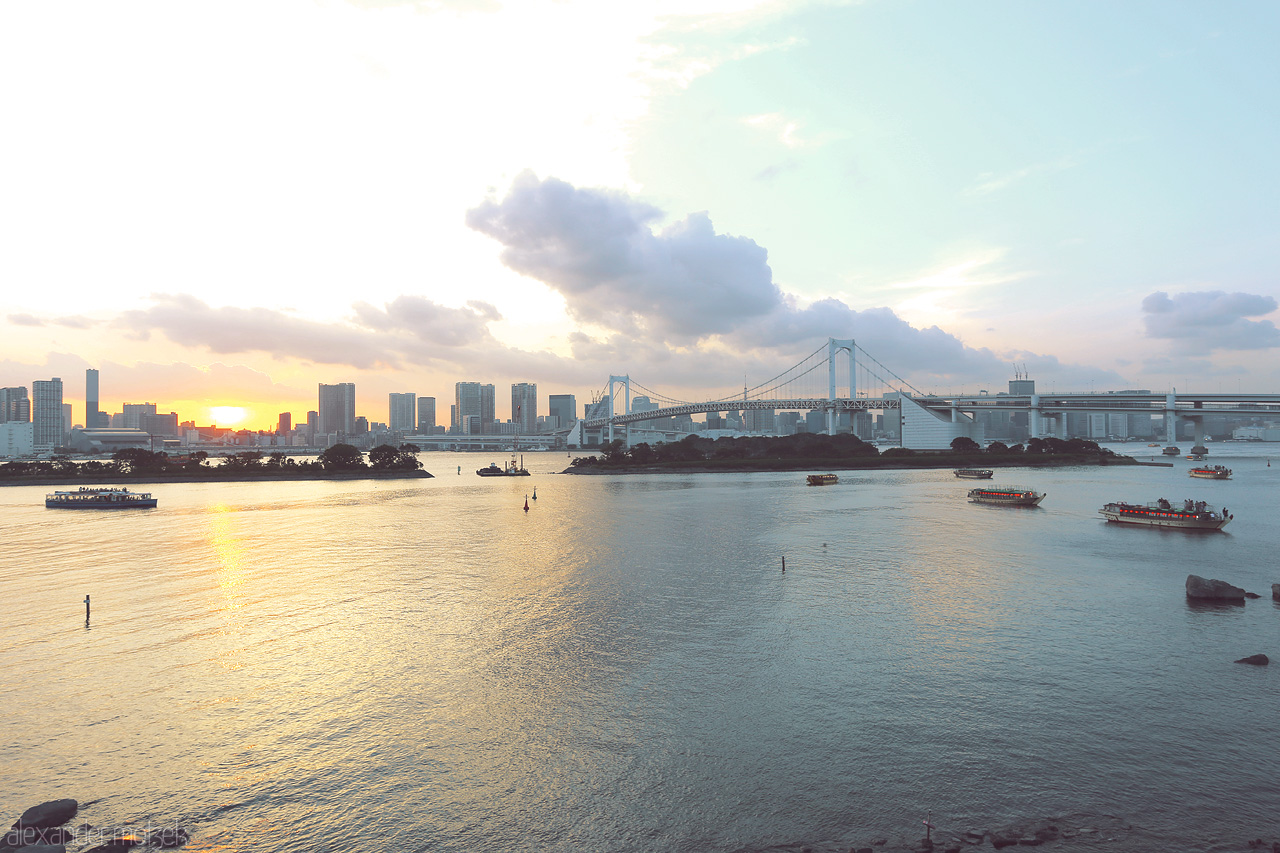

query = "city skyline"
[{"left": 4, "top": 1, "right": 1280, "bottom": 431}]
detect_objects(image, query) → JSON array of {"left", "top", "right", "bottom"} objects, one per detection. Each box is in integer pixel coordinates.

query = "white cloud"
[{"left": 1142, "top": 290, "right": 1280, "bottom": 352}]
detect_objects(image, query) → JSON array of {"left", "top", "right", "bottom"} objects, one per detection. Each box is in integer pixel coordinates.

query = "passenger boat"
[
  {"left": 806, "top": 473, "right": 839, "bottom": 486},
  {"left": 1189, "top": 465, "right": 1232, "bottom": 480},
  {"left": 1162, "top": 446, "right": 1180, "bottom": 456},
  {"left": 953, "top": 468, "right": 993, "bottom": 479},
  {"left": 476, "top": 456, "right": 530, "bottom": 477},
  {"left": 45, "top": 487, "right": 158, "bottom": 509},
  {"left": 967, "top": 486, "right": 1046, "bottom": 507},
  {"left": 1099, "top": 498, "right": 1231, "bottom": 530}
]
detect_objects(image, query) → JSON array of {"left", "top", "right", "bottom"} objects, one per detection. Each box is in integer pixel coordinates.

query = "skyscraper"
[
  {"left": 479, "top": 384, "right": 495, "bottom": 433},
  {"left": 0, "top": 387, "right": 30, "bottom": 423},
  {"left": 318, "top": 383, "right": 356, "bottom": 436},
  {"left": 548, "top": 394, "right": 576, "bottom": 429},
  {"left": 86, "top": 368, "right": 100, "bottom": 430},
  {"left": 417, "top": 397, "right": 436, "bottom": 433},
  {"left": 511, "top": 382, "right": 537, "bottom": 433},
  {"left": 389, "top": 393, "right": 416, "bottom": 432},
  {"left": 454, "top": 382, "right": 481, "bottom": 433},
  {"left": 278, "top": 413, "right": 292, "bottom": 434},
  {"left": 32, "top": 377, "right": 63, "bottom": 450}
]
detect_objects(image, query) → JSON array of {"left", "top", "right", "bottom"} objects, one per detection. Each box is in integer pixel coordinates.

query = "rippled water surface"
[{"left": 2, "top": 447, "right": 1279, "bottom": 852}]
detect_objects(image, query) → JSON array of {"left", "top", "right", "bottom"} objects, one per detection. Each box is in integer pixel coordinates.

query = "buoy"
[
  {"left": 524, "top": 496, "right": 529, "bottom": 512},
  {"left": 84, "top": 594, "right": 90, "bottom": 621},
  {"left": 532, "top": 487, "right": 537, "bottom": 500},
  {"left": 457, "top": 465, "right": 461, "bottom": 475}
]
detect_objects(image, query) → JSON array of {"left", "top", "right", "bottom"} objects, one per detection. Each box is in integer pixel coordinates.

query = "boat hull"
[
  {"left": 1099, "top": 503, "right": 1230, "bottom": 530},
  {"left": 968, "top": 488, "right": 1045, "bottom": 507},
  {"left": 1189, "top": 467, "right": 1231, "bottom": 480},
  {"left": 45, "top": 499, "right": 157, "bottom": 509},
  {"left": 954, "top": 469, "right": 993, "bottom": 479},
  {"left": 806, "top": 474, "right": 838, "bottom": 486}
]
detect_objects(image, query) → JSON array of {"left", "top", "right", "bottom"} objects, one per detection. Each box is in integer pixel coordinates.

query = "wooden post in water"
[
  {"left": 84, "top": 594, "right": 90, "bottom": 621},
  {"left": 781, "top": 557, "right": 785, "bottom": 573}
]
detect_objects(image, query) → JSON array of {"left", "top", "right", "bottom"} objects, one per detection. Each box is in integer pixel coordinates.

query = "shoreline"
[
  {"left": 0, "top": 470, "right": 434, "bottom": 487},
  {"left": 562, "top": 455, "right": 1141, "bottom": 475}
]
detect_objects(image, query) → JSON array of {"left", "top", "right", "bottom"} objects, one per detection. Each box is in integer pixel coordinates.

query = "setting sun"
[{"left": 209, "top": 406, "right": 248, "bottom": 426}]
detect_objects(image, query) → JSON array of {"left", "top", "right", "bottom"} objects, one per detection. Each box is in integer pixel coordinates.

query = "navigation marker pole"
[{"left": 84, "top": 594, "right": 90, "bottom": 622}]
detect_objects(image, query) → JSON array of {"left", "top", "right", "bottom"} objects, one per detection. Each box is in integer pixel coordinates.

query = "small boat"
[
  {"left": 45, "top": 487, "right": 157, "bottom": 509},
  {"left": 953, "top": 468, "right": 994, "bottom": 479},
  {"left": 476, "top": 456, "right": 530, "bottom": 476},
  {"left": 1148, "top": 443, "right": 1160, "bottom": 447},
  {"left": 967, "top": 486, "right": 1046, "bottom": 507},
  {"left": 1189, "top": 465, "right": 1232, "bottom": 480},
  {"left": 1099, "top": 498, "right": 1231, "bottom": 530},
  {"left": 806, "top": 473, "right": 839, "bottom": 486},
  {"left": 1162, "top": 446, "right": 1180, "bottom": 456}
]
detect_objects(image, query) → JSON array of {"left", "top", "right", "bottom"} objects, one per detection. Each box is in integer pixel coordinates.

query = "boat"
[
  {"left": 1189, "top": 465, "right": 1232, "bottom": 480},
  {"left": 45, "top": 487, "right": 157, "bottom": 509},
  {"left": 1098, "top": 498, "right": 1231, "bottom": 530},
  {"left": 1147, "top": 443, "right": 1160, "bottom": 447},
  {"left": 476, "top": 456, "right": 530, "bottom": 477},
  {"left": 806, "top": 473, "right": 839, "bottom": 486},
  {"left": 953, "top": 468, "right": 994, "bottom": 479},
  {"left": 1162, "top": 446, "right": 1180, "bottom": 456},
  {"left": 967, "top": 485, "right": 1046, "bottom": 507}
]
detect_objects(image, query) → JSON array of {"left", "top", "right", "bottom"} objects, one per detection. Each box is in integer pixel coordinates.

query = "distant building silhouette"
[
  {"left": 0, "top": 386, "right": 30, "bottom": 423},
  {"left": 86, "top": 368, "right": 100, "bottom": 430},
  {"left": 548, "top": 394, "right": 576, "bottom": 430},
  {"left": 417, "top": 397, "right": 436, "bottom": 432},
  {"left": 32, "top": 377, "right": 63, "bottom": 451},
  {"left": 389, "top": 393, "right": 416, "bottom": 432},
  {"left": 318, "top": 383, "right": 356, "bottom": 436},
  {"left": 511, "top": 382, "right": 537, "bottom": 433}
]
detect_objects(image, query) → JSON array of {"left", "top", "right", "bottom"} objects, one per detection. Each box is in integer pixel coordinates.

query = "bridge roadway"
[{"left": 582, "top": 391, "right": 1280, "bottom": 430}]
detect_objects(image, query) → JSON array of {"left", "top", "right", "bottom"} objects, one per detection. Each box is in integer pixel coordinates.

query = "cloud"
[
  {"left": 53, "top": 315, "right": 95, "bottom": 329},
  {"left": 1142, "top": 290, "right": 1280, "bottom": 351},
  {"left": 7, "top": 314, "right": 44, "bottom": 327},
  {"left": 469, "top": 174, "right": 1129, "bottom": 391},
  {"left": 467, "top": 172, "right": 783, "bottom": 340}
]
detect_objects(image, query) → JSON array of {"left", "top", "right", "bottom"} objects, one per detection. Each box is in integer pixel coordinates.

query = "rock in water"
[
  {"left": 1272, "top": 583, "right": 1280, "bottom": 601},
  {"left": 12, "top": 799, "right": 78, "bottom": 829},
  {"left": 1186, "top": 574, "right": 1246, "bottom": 601},
  {"left": 1235, "top": 654, "right": 1270, "bottom": 665}
]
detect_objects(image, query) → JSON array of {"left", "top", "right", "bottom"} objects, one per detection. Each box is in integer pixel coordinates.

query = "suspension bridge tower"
[{"left": 827, "top": 338, "right": 855, "bottom": 435}]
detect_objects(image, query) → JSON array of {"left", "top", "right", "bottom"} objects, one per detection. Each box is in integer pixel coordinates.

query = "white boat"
[
  {"left": 45, "top": 487, "right": 158, "bottom": 509},
  {"left": 967, "top": 486, "right": 1046, "bottom": 507},
  {"left": 1099, "top": 498, "right": 1231, "bottom": 530},
  {"left": 1189, "top": 465, "right": 1231, "bottom": 480}
]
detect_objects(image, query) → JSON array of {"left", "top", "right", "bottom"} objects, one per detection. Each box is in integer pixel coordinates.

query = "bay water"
[{"left": 2, "top": 445, "right": 1278, "bottom": 852}]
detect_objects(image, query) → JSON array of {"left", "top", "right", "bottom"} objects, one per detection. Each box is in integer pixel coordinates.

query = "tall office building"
[
  {"left": 32, "top": 377, "right": 63, "bottom": 450},
  {"left": 86, "top": 368, "right": 100, "bottom": 430},
  {"left": 511, "top": 383, "right": 537, "bottom": 433},
  {"left": 122, "top": 402, "right": 157, "bottom": 429},
  {"left": 278, "top": 413, "right": 292, "bottom": 434},
  {"left": 0, "top": 387, "right": 30, "bottom": 423},
  {"left": 389, "top": 393, "right": 416, "bottom": 432},
  {"left": 318, "top": 383, "right": 356, "bottom": 435},
  {"left": 454, "top": 382, "right": 481, "bottom": 433},
  {"left": 479, "top": 384, "right": 495, "bottom": 433},
  {"left": 417, "top": 397, "right": 436, "bottom": 432},
  {"left": 548, "top": 394, "right": 576, "bottom": 429}
]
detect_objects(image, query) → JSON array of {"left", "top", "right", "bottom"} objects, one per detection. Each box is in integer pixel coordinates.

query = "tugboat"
[
  {"left": 476, "top": 455, "right": 530, "bottom": 477},
  {"left": 45, "top": 487, "right": 158, "bottom": 509},
  {"left": 953, "top": 468, "right": 994, "bottom": 479},
  {"left": 967, "top": 485, "right": 1046, "bottom": 507},
  {"left": 1189, "top": 464, "right": 1232, "bottom": 480},
  {"left": 1162, "top": 446, "right": 1180, "bottom": 456},
  {"left": 1099, "top": 498, "right": 1231, "bottom": 530}
]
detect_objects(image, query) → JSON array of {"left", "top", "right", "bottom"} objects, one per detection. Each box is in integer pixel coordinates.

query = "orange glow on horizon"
[{"left": 209, "top": 406, "right": 250, "bottom": 427}]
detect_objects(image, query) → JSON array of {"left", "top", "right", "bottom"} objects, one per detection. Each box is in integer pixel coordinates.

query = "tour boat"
[
  {"left": 967, "top": 486, "right": 1046, "bottom": 507},
  {"left": 1189, "top": 465, "right": 1232, "bottom": 480},
  {"left": 45, "top": 487, "right": 158, "bottom": 509},
  {"left": 953, "top": 468, "right": 994, "bottom": 479},
  {"left": 806, "top": 473, "right": 839, "bottom": 486},
  {"left": 1099, "top": 498, "right": 1231, "bottom": 530}
]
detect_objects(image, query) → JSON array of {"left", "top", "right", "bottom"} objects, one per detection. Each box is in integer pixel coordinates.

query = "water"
[{"left": 2, "top": 446, "right": 1279, "bottom": 851}]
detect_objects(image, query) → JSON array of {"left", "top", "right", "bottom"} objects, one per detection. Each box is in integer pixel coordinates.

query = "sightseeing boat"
[
  {"left": 967, "top": 485, "right": 1046, "bottom": 507},
  {"left": 45, "top": 487, "right": 158, "bottom": 509},
  {"left": 953, "top": 468, "right": 993, "bottom": 479},
  {"left": 806, "top": 473, "right": 839, "bottom": 486},
  {"left": 1099, "top": 498, "right": 1231, "bottom": 530},
  {"left": 1189, "top": 465, "right": 1231, "bottom": 480}
]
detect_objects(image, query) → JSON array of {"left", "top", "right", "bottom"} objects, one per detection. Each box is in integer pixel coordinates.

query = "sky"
[{"left": 2, "top": 0, "right": 1279, "bottom": 431}]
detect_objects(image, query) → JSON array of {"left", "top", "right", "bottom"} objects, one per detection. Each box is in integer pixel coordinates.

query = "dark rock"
[
  {"left": 1186, "top": 574, "right": 1246, "bottom": 601},
  {"left": 990, "top": 834, "right": 1018, "bottom": 849},
  {"left": 962, "top": 831, "right": 985, "bottom": 844},
  {"left": 1246, "top": 592, "right": 1261, "bottom": 599},
  {"left": 1016, "top": 837, "right": 1043, "bottom": 846},
  {"left": 81, "top": 840, "right": 139, "bottom": 853},
  {"left": 943, "top": 846, "right": 961, "bottom": 853},
  {"left": 1235, "top": 654, "right": 1270, "bottom": 665},
  {"left": 1273, "top": 584, "right": 1280, "bottom": 601},
  {"left": 11, "top": 801, "right": 78, "bottom": 831}
]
